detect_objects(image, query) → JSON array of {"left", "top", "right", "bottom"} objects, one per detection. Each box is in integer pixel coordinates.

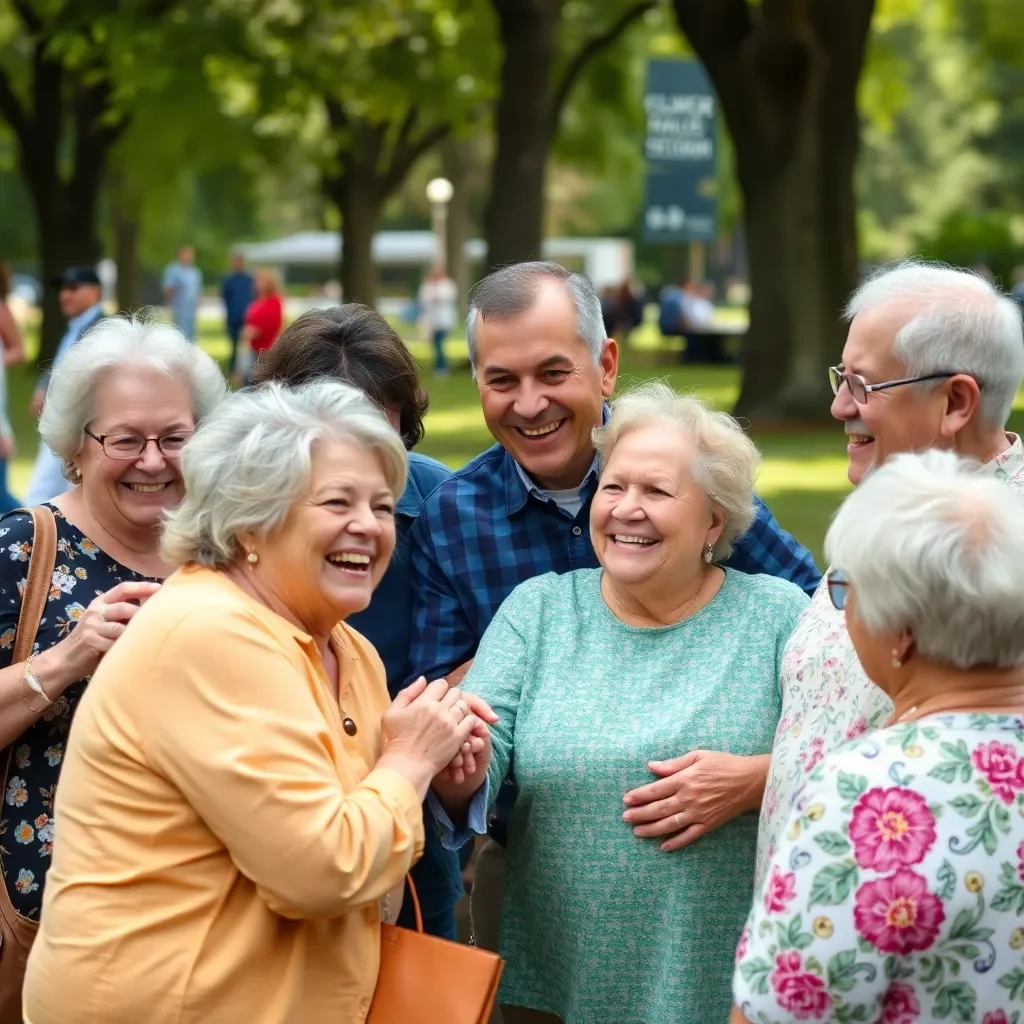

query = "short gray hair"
[
  {"left": 465, "top": 261, "right": 606, "bottom": 373},
  {"left": 826, "top": 448, "right": 1024, "bottom": 669},
  {"left": 593, "top": 381, "right": 759, "bottom": 560},
  {"left": 38, "top": 314, "right": 227, "bottom": 480},
  {"left": 161, "top": 379, "right": 408, "bottom": 568},
  {"left": 845, "top": 259, "right": 1024, "bottom": 429}
]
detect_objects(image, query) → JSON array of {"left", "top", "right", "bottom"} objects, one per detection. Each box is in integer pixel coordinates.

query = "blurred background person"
[
  {"left": 162, "top": 245, "right": 202, "bottom": 342},
  {"left": 0, "top": 316, "right": 224, "bottom": 1016},
  {"left": 0, "top": 260, "right": 25, "bottom": 513},
  {"left": 23, "top": 380, "right": 485, "bottom": 1024},
  {"left": 418, "top": 266, "right": 458, "bottom": 377},
  {"left": 734, "top": 449, "right": 1024, "bottom": 1024},
  {"left": 253, "top": 304, "right": 461, "bottom": 939},
  {"left": 609, "top": 275, "right": 644, "bottom": 346},
  {"left": 432, "top": 383, "right": 809, "bottom": 1024},
  {"left": 24, "top": 266, "right": 105, "bottom": 507},
  {"left": 233, "top": 267, "right": 283, "bottom": 387},
  {"left": 220, "top": 249, "right": 255, "bottom": 372}
]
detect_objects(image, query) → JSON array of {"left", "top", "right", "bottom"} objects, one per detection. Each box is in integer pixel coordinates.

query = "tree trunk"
[
  {"left": 483, "top": 0, "right": 560, "bottom": 271},
  {"left": 672, "top": 0, "right": 875, "bottom": 425},
  {"left": 328, "top": 174, "right": 381, "bottom": 307},
  {"left": 441, "top": 137, "right": 475, "bottom": 313},
  {"left": 110, "top": 172, "right": 142, "bottom": 313}
]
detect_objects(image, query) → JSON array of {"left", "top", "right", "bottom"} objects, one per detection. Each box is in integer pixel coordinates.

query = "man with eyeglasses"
[{"left": 754, "top": 258, "right": 1024, "bottom": 888}]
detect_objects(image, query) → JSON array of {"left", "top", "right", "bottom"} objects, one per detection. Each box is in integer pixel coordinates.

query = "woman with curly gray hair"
[
  {"left": 0, "top": 314, "right": 223, "bottom": 1020},
  {"left": 23, "top": 380, "right": 490, "bottom": 1024},
  {"left": 431, "top": 382, "right": 810, "bottom": 1024}
]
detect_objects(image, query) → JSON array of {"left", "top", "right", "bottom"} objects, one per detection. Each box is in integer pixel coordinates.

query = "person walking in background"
[
  {"left": 418, "top": 266, "right": 458, "bottom": 377},
  {"left": 0, "top": 261, "right": 25, "bottom": 513},
  {"left": 253, "top": 305, "right": 462, "bottom": 941},
  {"left": 734, "top": 450, "right": 1024, "bottom": 1023},
  {"left": 162, "top": 245, "right": 203, "bottom": 342},
  {"left": 220, "top": 250, "right": 255, "bottom": 371},
  {"left": 232, "top": 268, "right": 283, "bottom": 387},
  {"left": 24, "top": 266, "right": 105, "bottom": 506}
]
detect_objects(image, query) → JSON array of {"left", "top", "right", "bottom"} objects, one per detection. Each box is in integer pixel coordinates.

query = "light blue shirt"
[
  {"left": 162, "top": 262, "right": 203, "bottom": 327},
  {"left": 39, "top": 302, "right": 104, "bottom": 391}
]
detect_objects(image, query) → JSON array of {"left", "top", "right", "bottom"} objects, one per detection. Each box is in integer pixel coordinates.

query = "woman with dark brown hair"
[
  {"left": 252, "top": 304, "right": 463, "bottom": 939},
  {"left": 0, "top": 262, "right": 26, "bottom": 511}
]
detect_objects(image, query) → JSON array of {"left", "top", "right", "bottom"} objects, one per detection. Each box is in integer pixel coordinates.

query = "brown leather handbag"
[
  {"left": 368, "top": 875, "right": 504, "bottom": 1024},
  {"left": 0, "top": 506, "right": 57, "bottom": 1024}
]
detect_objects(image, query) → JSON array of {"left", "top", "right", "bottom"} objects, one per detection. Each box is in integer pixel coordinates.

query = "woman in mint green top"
[{"left": 433, "top": 383, "right": 809, "bottom": 1024}]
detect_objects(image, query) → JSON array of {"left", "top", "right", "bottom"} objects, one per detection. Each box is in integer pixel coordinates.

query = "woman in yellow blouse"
[{"left": 22, "top": 380, "right": 487, "bottom": 1024}]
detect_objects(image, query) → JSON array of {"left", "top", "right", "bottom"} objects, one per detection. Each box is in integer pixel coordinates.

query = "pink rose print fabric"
[
  {"left": 735, "top": 713, "right": 1024, "bottom": 1023},
  {"left": 755, "top": 434, "right": 1024, "bottom": 892}
]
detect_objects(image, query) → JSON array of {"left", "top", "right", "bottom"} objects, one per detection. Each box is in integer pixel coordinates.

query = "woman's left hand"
[{"left": 622, "top": 751, "right": 769, "bottom": 852}]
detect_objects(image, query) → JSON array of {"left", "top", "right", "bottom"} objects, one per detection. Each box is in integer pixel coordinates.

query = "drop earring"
[
  {"left": 891, "top": 648, "right": 902, "bottom": 668},
  {"left": 247, "top": 551, "right": 259, "bottom": 566},
  {"left": 703, "top": 544, "right": 714, "bottom": 564}
]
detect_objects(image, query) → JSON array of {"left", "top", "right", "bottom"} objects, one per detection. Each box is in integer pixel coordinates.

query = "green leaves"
[
  {"left": 777, "top": 914, "right": 814, "bottom": 951},
  {"left": 738, "top": 956, "right": 772, "bottom": 996},
  {"left": 999, "top": 966, "right": 1024, "bottom": 1001},
  {"left": 809, "top": 860, "right": 860, "bottom": 907},
  {"left": 949, "top": 794, "right": 983, "bottom": 817},
  {"left": 826, "top": 949, "right": 878, "bottom": 993},
  {"left": 992, "top": 860, "right": 1024, "bottom": 914},
  {"left": 933, "top": 981, "right": 977, "bottom": 1022},
  {"left": 814, "top": 831, "right": 852, "bottom": 856},
  {"left": 837, "top": 771, "right": 868, "bottom": 807},
  {"left": 928, "top": 740, "right": 974, "bottom": 785},
  {"left": 937, "top": 859, "right": 957, "bottom": 900}
]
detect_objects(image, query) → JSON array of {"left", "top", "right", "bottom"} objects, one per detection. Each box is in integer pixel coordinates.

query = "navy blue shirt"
[
  {"left": 347, "top": 452, "right": 461, "bottom": 926},
  {"left": 220, "top": 271, "right": 255, "bottom": 327}
]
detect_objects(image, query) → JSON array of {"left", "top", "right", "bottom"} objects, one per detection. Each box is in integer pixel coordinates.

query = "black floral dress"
[{"left": 0, "top": 507, "right": 158, "bottom": 918}]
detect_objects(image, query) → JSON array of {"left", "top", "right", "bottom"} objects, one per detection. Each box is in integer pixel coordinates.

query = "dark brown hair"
[{"left": 251, "top": 304, "right": 429, "bottom": 450}]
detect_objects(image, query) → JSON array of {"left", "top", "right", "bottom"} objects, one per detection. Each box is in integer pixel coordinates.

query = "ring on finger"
[
  {"left": 454, "top": 699, "right": 469, "bottom": 718},
  {"left": 98, "top": 603, "right": 108, "bottom": 622},
  {"left": 673, "top": 812, "right": 683, "bottom": 830}
]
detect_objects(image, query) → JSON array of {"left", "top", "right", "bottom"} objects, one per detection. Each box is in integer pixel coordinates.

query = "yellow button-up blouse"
[{"left": 23, "top": 565, "right": 424, "bottom": 1024}]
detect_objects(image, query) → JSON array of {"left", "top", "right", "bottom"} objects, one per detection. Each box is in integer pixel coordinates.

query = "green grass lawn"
[{"left": 17, "top": 314, "right": 1018, "bottom": 567}]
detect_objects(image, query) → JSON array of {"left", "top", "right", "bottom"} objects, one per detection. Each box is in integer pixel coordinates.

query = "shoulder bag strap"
[{"left": 11, "top": 506, "right": 58, "bottom": 665}]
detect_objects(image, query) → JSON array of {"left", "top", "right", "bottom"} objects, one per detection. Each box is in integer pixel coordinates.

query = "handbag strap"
[
  {"left": 11, "top": 506, "right": 58, "bottom": 664},
  {"left": 406, "top": 874, "right": 424, "bottom": 933}
]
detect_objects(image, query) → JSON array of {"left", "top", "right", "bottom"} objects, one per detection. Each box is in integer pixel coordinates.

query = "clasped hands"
[{"left": 622, "top": 750, "right": 762, "bottom": 853}]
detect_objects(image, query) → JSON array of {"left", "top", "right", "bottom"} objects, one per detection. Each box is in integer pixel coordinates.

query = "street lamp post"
[{"left": 425, "top": 176, "right": 454, "bottom": 272}]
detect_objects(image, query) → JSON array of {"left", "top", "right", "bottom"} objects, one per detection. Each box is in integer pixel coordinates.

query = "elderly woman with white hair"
[
  {"left": 733, "top": 449, "right": 1024, "bottom": 1024},
  {"left": 22, "top": 380, "right": 488, "bottom": 1024},
  {"left": 431, "top": 382, "right": 810, "bottom": 1024},
  {"left": 0, "top": 315, "right": 223, "bottom": 1018}
]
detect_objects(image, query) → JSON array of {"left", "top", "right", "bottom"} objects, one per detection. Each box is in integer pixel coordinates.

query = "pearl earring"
[
  {"left": 247, "top": 551, "right": 259, "bottom": 566},
  {"left": 891, "top": 648, "right": 902, "bottom": 668},
  {"left": 703, "top": 544, "right": 714, "bottom": 564}
]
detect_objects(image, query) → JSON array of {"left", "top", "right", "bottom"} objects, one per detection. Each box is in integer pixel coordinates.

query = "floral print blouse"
[
  {"left": 756, "top": 434, "right": 1024, "bottom": 890},
  {"left": 0, "top": 508, "right": 156, "bottom": 918},
  {"left": 735, "top": 714, "right": 1024, "bottom": 1024}
]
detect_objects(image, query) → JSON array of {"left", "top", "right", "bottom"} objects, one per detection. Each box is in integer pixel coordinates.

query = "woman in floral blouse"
[
  {"left": 0, "top": 315, "right": 224, "bottom": 924},
  {"left": 733, "top": 449, "right": 1024, "bottom": 1024}
]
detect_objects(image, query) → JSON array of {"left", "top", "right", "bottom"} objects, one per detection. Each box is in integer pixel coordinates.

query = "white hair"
[
  {"left": 845, "top": 258, "right": 1024, "bottom": 429},
  {"left": 465, "top": 261, "right": 606, "bottom": 373},
  {"left": 592, "top": 381, "right": 759, "bottom": 560},
  {"left": 161, "top": 379, "right": 408, "bottom": 568},
  {"left": 826, "top": 449, "right": 1024, "bottom": 669},
  {"left": 38, "top": 314, "right": 227, "bottom": 479}
]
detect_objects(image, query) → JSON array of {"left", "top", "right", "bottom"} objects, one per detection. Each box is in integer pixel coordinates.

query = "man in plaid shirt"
[{"left": 406, "top": 261, "right": 819, "bottom": 965}]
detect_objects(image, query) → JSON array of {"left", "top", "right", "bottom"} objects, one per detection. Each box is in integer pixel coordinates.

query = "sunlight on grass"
[{"left": 758, "top": 457, "right": 851, "bottom": 495}]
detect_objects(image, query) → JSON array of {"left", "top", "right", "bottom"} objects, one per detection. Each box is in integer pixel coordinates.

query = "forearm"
[
  {"left": 0, "top": 645, "right": 80, "bottom": 748},
  {"left": 430, "top": 772, "right": 486, "bottom": 827},
  {"left": 374, "top": 749, "right": 436, "bottom": 802}
]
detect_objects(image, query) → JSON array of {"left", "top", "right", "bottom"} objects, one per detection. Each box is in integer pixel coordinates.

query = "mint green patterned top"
[{"left": 463, "top": 567, "right": 809, "bottom": 1024}]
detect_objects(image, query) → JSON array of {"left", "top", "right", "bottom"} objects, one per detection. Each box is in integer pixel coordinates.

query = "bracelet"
[{"left": 21, "top": 654, "right": 54, "bottom": 714}]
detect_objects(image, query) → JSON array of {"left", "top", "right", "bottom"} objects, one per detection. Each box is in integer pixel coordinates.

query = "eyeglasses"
[
  {"left": 828, "top": 365, "right": 960, "bottom": 405},
  {"left": 84, "top": 427, "right": 192, "bottom": 459},
  {"left": 827, "top": 569, "right": 849, "bottom": 611}
]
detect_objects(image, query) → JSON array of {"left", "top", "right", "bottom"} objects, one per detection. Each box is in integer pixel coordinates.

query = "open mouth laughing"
[
  {"left": 515, "top": 418, "right": 566, "bottom": 440},
  {"left": 325, "top": 550, "right": 375, "bottom": 577},
  {"left": 609, "top": 533, "right": 660, "bottom": 550}
]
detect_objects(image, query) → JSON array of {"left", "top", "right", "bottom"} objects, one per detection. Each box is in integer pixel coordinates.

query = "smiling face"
[
  {"left": 252, "top": 438, "right": 397, "bottom": 636},
  {"left": 78, "top": 365, "right": 195, "bottom": 533},
  {"left": 833, "top": 303, "right": 970, "bottom": 485},
  {"left": 475, "top": 280, "right": 617, "bottom": 490},
  {"left": 590, "top": 424, "right": 724, "bottom": 591}
]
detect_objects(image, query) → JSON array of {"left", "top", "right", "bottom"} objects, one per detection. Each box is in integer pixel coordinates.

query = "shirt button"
[{"left": 572, "top": 526, "right": 582, "bottom": 536}]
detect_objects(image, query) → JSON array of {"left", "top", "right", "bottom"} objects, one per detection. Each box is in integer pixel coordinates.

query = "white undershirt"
[{"left": 544, "top": 486, "right": 583, "bottom": 517}]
